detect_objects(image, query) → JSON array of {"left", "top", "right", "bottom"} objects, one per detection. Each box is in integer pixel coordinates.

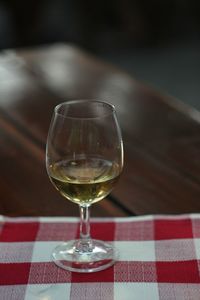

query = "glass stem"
[{"left": 79, "top": 205, "right": 91, "bottom": 240}]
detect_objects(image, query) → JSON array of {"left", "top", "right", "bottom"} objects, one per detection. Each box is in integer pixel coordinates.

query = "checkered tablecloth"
[{"left": 0, "top": 214, "right": 200, "bottom": 300}]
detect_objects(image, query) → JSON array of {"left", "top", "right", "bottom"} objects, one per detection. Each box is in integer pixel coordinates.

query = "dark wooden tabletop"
[{"left": 0, "top": 44, "right": 200, "bottom": 217}]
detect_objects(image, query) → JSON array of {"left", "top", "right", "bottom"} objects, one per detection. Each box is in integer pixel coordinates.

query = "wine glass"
[{"left": 46, "top": 100, "right": 123, "bottom": 272}]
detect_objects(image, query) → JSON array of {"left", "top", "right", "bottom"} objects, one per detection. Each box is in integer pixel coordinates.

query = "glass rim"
[{"left": 54, "top": 100, "right": 115, "bottom": 120}]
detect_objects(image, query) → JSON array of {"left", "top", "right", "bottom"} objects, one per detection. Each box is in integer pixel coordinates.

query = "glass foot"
[{"left": 52, "top": 239, "right": 118, "bottom": 273}]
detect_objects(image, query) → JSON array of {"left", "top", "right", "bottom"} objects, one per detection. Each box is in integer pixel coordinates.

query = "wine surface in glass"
[{"left": 49, "top": 156, "right": 121, "bottom": 205}]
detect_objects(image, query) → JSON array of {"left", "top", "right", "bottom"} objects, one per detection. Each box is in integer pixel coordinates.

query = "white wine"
[{"left": 48, "top": 156, "right": 121, "bottom": 205}]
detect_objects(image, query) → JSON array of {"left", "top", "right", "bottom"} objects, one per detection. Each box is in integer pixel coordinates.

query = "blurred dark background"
[{"left": 0, "top": 0, "right": 200, "bottom": 109}]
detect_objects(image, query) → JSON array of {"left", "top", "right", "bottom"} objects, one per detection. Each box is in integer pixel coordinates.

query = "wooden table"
[{"left": 0, "top": 44, "right": 200, "bottom": 217}]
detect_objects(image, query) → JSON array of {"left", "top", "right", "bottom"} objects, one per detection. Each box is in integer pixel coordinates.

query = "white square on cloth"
[
  {"left": 114, "top": 283, "right": 159, "bottom": 300},
  {"left": 25, "top": 283, "right": 71, "bottom": 300}
]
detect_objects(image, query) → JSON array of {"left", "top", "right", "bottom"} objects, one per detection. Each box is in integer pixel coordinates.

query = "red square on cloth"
[
  {"left": 0, "top": 222, "right": 39, "bottom": 242},
  {"left": 0, "top": 263, "right": 31, "bottom": 285},
  {"left": 90, "top": 222, "right": 115, "bottom": 241},
  {"left": 156, "top": 260, "right": 200, "bottom": 283},
  {"left": 154, "top": 219, "right": 193, "bottom": 240}
]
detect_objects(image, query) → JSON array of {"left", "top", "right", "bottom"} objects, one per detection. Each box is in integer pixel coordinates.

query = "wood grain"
[{"left": 0, "top": 44, "right": 200, "bottom": 215}]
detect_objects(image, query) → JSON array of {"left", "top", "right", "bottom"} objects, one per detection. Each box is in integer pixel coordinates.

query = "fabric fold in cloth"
[{"left": 0, "top": 214, "right": 200, "bottom": 300}]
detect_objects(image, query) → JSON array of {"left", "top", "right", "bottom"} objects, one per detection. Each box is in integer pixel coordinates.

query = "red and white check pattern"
[{"left": 0, "top": 214, "right": 200, "bottom": 300}]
